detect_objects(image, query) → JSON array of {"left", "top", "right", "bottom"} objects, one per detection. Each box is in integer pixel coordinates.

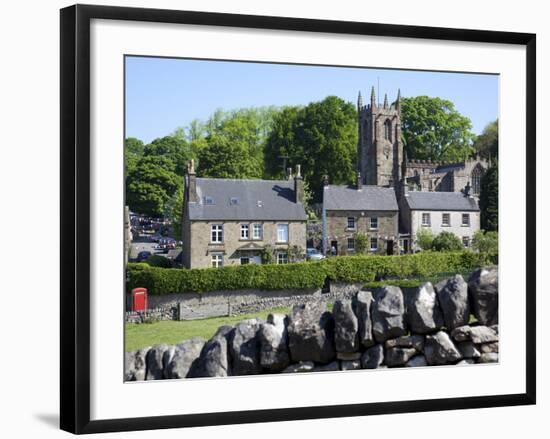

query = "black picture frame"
[{"left": 60, "top": 4, "right": 536, "bottom": 434}]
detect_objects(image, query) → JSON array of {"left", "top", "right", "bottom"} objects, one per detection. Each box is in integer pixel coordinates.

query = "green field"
[{"left": 125, "top": 306, "right": 290, "bottom": 352}]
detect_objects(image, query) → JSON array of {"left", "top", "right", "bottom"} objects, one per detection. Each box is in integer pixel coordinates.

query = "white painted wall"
[{"left": 411, "top": 210, "right": 480, "bottom": 250}]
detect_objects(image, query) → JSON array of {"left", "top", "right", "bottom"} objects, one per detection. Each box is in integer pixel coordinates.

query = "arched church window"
[
  {"left": 472, "top": 166, "right": 482, "bottom": 195},
  {"left": 384, "top": 119, "right": 392, "bottom": 142}
]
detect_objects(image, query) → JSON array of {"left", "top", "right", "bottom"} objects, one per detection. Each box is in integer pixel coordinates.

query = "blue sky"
[{"left": 125, "top": 56, "right": 499, "bottom": 144}]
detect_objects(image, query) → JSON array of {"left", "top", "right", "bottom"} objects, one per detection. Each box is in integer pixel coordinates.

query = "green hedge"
[{"left": 127, "top": 251, "right": 497, "bottom": 296}]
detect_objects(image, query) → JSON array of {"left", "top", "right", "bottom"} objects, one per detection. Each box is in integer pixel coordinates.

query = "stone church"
[
  {"left": 357, "top": 87, "right": 489, "bottom": 195},
  {"left": 321, "top": 88, "right": 485, "bottom": 256}
]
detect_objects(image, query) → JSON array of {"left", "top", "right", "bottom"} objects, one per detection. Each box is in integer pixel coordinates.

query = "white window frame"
[
  {"left": 347, "top": 238, "right": 355, "bottom": 251},
  {"left": 277, "top": 224, "right": 289, "bottom": 243},
  {"left": 240, "top": 257, "right": 250, "bottom": 265},
  {"left": 211, "top": 253, "right": 223, "bottom": 268},
  {"left": 252, "top": 223, "right": 263, "bottom": 240},
  {"left": 442, "top": 213, "right": 451, "bottom": 227},
  {"left": 421, "top": 213, "right": 431, "bottom": 226},
  {"left": 347, "top": 217, "right": 356, "bottom": 230},
  {"left": 276, "top": 252, "right": 288, "bottom": 264},
  {"left": 462, "top": 236, "right": 470, "bottom": 248},
  {"left": 370, "top": 217, "right": 378, "bottom": 230},
  {"left": 240, "top": 223, "right": 249, "bottom": 240},
  {"left": 370, "top": 237, "right": 378, "bottom": 251},
  {"left": 462, "top": 213, "right": 470, "bottom": 227},
  {"left": 211, "top": 224, "right": 223, "bottom": 243}
]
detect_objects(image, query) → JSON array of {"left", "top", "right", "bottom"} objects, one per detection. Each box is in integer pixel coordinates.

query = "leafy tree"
[
  {"left": 401, "top": 96, "right": 476, "bottom": 162},
  {"left": 125, "top": 137, "right": 145, "bottom": 177},
  {"left": 480, "top": 164, "right": 498, "bottom": 231},
  {"left": 355, "top": 232, "right": 369, "bottom": 255},
  {"left": 126, "top": 156, "right": 181, "bottom": 217},
  {"left": 265, "top": 96, "right": 357, "bottom": 201},
  {"left": 144, "top": 135, "right": 196, "bottom": 177},
  {"left": 261, "top": 245, "right": 275, "bottom": 264},
  {"left": 432, "top": 231, "right": 464, "bottom": 252},
  {"left": 474, "top": 120, "right": 498, "bottom": 160},
  {"left": 472, "top": 230, "right": 498, "bottom": 254},
  {"left": 164, "top": 187, "right": 184, "bottom": 241},
  {"left": 198, "top": 135, "right": 263, "bottom": 179},
  {"left": 415, "top": 229, "right": 435, "bottom": 251}
]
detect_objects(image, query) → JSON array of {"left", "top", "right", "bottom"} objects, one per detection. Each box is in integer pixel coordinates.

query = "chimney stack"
[
  {"left": 294, "top": 164, "right": 304, "bottom": 204},
  {"left": 323, "top": 174, "right": 329, "bottom": 187},
  {"left": 357, "top": 171, "right": 363, "bottom": 190},
  {"left": 187, "top": 159, "right": 198, "bottom": 202},
  {"left": 463, "top": 181, "right": 473, "bottom": 198},
  {"left": 287, "top": 167, "right": 293, "bottom": 180}
]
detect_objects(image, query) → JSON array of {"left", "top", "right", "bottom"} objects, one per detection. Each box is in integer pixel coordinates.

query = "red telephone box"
[{"left": 130, "top": 288, "right": 148, "bottom": 312}]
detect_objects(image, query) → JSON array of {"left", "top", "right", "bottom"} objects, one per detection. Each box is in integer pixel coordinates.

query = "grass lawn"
[{"left": 125, "top": 306, "right": 290, "bottom": 352}]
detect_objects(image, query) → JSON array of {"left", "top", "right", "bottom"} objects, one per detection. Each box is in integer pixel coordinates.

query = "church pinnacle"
[
  {"left": 370, "top": 86, "right": 376, "bottom": 108},
  {"left": 357, "top": 90, "right": 363, "bottom": 109}
]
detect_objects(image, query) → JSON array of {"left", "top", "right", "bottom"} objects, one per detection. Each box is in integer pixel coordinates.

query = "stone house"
[
  {"left": 398, "top": 184, "right": 481, "bottom": 252},
  {"left": 322, "top": 175, "right": 400, "bottom": 256},
  {"left": 182, "top": 161, "right": 307, "bottom": 269}
]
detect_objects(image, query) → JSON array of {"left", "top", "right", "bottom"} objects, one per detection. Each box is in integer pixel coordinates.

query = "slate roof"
[
  {"left": 405, "top": 191, "right": 479, "bottom": 211},
  {"left": 323, "top": 185, "right": 398, "bottom": 211},
  {"left": 188, "top": 178, "right": 307, "bottom": 221}
]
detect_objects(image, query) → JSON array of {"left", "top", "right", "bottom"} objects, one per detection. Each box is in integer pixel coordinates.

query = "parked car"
[
  {"left": 306, "top": 248, "right": 325, "bottom": 261},
  {"left": 136, "top": 251, "right": 152, "bottom": 262}
]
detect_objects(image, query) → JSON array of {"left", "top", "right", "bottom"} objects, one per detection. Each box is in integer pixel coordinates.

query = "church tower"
[{"left": 357, "top": 88, "right": 403, "bottom": 187}]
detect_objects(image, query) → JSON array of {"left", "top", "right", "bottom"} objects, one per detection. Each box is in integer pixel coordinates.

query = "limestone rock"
[
  {"left": 230, "top": 319, "right": 263, "bottom": 375},
  {"left": 336, "top": 352, "right": 362, "bottom": 361},
  {"left": 435, "top": 275, "right": 470, "bottom": 330},
  {"left": 424, "top": 331, "right": 462, "bottom": 365},
  {"left": 478, "top": 353, "right": 499, "bottom": 363},
  {"left": 355, "top": 290, "right": 375, "bottom": 347},
  {"left": 164, "top": 338, "right": 205, "bottom": 379},
  {"left": 479, "top": 342, "right": 499, "bottom": 354},
  {"left": 385, "top": 335, "right": 424, "bottom": 352},
  {"left": 258, "top": 314, "right": 290, "bottom": 372},
  {"left": 372, "top": 286, "right": 407, "bottom": 343},
  {"left": 456, "top": 341, "right": 481, "bottom": 359},
  {"left": 188, "top": 326, "right": 234, "bottom": 378},
  {"left": 313, "top": 361, "right": 340, "bottom": 372},
  {"left": 405, "top": 283, "right": 444, "bottom": 334},
  {"left": 385, "top": 347, "right": 418, "bottom": 367},
  {"left": 282, "top": 361, "right": 315, "bottom": 373},
  {"left": 405, "top": 355, "right": 428, "bottom": 367},
  {"left": 145, "top": 344, "right": 170, "bottom": 380},
  {"left": 456, "top": 325, "right": 498, "bottom": 344},
  {"left": 288, "top": 302, "right": 336, "bottom": 364},
  {"left": 333, "top": 299, "right": 359, "bottom": 353},
  {"left": 468, "top": 267, "right": 499, "bottom": 326},
  {"left": 341, "top": 360, "right": 362, "bottom": 371},
  {"left": 124, "top": 347, "right": 149, "bottom": 381},
  {"left": 361, "top": 344, "right": 384, "bottom": 369}
]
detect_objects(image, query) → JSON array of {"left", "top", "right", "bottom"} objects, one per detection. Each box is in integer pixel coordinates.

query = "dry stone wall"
[{"left": 125, "top": 267, "right": 499, "bottom": 380}]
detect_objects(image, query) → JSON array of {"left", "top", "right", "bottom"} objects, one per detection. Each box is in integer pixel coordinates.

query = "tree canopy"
[
  {"left": 401, "top": 96, "right": 476, "bottom": 162},
  {"left": 473, "top": 119, "right": 498, "bottom": 160},
  {"left": 265, "top": 96, "right": 357, "bottom": 201},
  {"left": 479, "top": 164, "right": 498, "bottom": 231}
]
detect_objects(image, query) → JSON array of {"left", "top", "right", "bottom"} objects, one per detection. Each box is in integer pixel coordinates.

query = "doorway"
[
  {"left": 386, "top": 240, "right": 394, "bottom": 256},
  {"left": 330, "top": 240, "right": 338, "bottom": 256}
]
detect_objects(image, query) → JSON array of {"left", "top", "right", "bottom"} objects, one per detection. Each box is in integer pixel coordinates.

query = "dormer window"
[
  {"left": 204, "top": 196, "right": 214, "bottom": 205},
  {"left": 230, "top": 197, "right": 239, "bottom": 206}
]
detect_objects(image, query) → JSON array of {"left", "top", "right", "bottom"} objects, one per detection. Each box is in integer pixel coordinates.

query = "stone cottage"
[
  {"left": 322, "top": 174, "right": 400, "bottom": 256},
  {"left": 398, "top": 183, "right": 481, "bottom": 252},
  {"left": 182, "top": 161, "right": 307, "bottom": 269}
]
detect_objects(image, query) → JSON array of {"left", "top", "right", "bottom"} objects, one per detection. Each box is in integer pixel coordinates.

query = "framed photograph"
[{"left": 60, "top": 4, "right": 536, "bottom": 434}]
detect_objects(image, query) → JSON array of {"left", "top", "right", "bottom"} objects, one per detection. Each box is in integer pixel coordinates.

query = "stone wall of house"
[
  {"left": 125, "top": 267, "right": 499, "bottom": 380},
  {"left": 325, "top": 210, "right": 399, "bottom": 255},
  {"left": 185, "top": 220, "right": 307, "bottom": 269}
]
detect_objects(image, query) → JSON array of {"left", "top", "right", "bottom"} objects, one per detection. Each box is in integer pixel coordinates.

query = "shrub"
[
  {"left": 415, "top": 229, "right": 435, "bottom": 251},
  {"left": 355, "top": 232, "right": 369, "bottom": 255},
  {"left": 145, "top": 255, "right": 173, "bottom": 268},
  {"left": 126, "top": 250, "right": 496, "bottom": 296},
  {"left": 472, "top": 230, "right": 498, "bottom": 254},
  {"left": 432, "top": 231, "right": 464, "bottom": 252}
]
